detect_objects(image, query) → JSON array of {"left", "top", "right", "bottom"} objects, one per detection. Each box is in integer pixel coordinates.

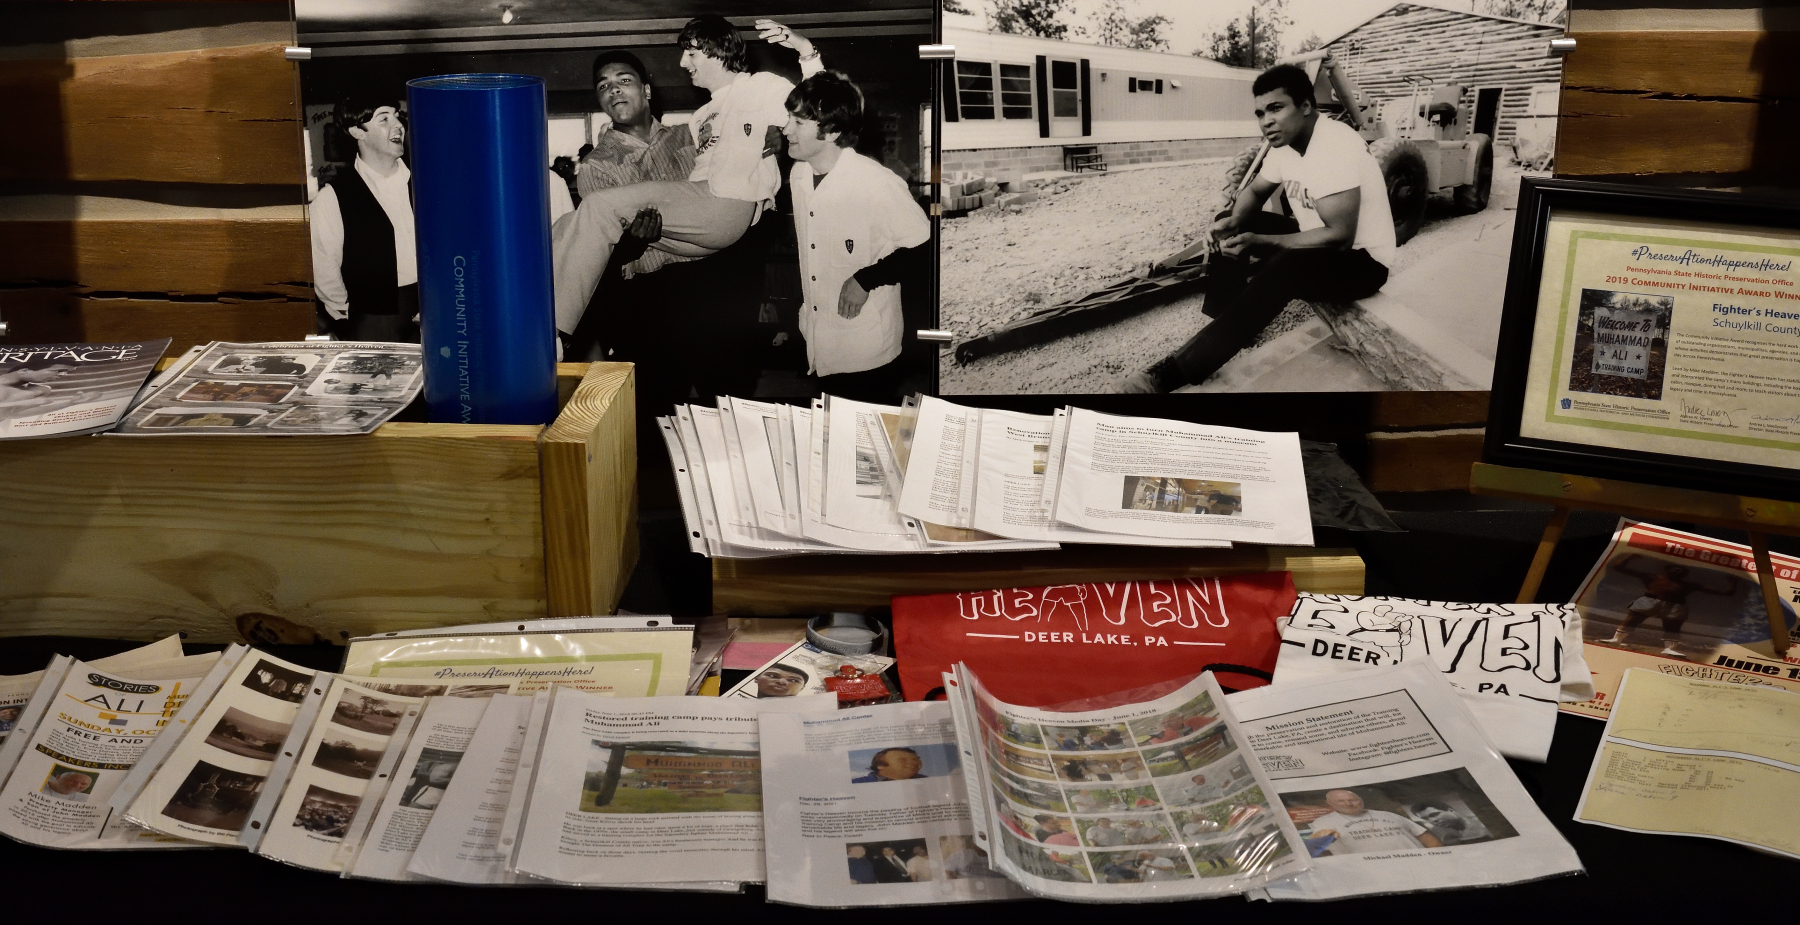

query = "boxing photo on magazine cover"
[
  {"left": 294, "top": 0, "right": 936, "bottom": 408},
  {"left": 938, "top": 0, "right": 1565, "bottom": 394}
]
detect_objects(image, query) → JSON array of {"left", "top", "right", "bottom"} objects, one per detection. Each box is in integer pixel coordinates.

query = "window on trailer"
[
  {"left": 1050, "top": 59, "right": 1080, "bottom": 118},
  {"left": 956, "top": 60, "right": 995, "bottom": 119},
  {"left": 999, "top": 63, "right": 1034, "bottom": 119}
]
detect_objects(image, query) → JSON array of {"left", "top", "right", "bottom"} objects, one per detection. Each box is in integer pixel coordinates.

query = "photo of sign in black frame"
[{"left": 1487, "top": 177, "right": 1800, "bottom": 499}]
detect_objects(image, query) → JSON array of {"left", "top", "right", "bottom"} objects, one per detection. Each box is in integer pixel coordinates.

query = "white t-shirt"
[
  {"left": 1309, "top": 809, "right": 1429, "bottom": 853},
  {"left": 1257, "top": 117, "right": 1396, "bottom": 267},
  {"left": 689, "top": 71, "right": 795, "bottom": 205}
]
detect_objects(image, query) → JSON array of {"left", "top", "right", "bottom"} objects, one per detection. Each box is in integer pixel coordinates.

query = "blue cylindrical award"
[{"left": 408, "top": 74, "right": 559, "bottom": 425}]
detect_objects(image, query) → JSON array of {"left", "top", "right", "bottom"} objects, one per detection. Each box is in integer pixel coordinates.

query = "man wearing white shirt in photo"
[
  {"left": 1122, "top": 63, "right": 1395, "bottom": 392},
  {"left": 1308, "top": 788, "right": 1442, "bottom": 854},
  {"left": 310, "top": 98, "right": 418, "bottom": 343},
  {"left": 784, "top": 71, "right": 930, "bottom": 401},
  {"left": 550, "top": 16, "right": 824, "bottom": 336}
]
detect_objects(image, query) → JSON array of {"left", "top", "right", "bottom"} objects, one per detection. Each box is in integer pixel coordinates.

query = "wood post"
[{"left": 1516, "top": 505, "right": 1570, "bottom": 605}]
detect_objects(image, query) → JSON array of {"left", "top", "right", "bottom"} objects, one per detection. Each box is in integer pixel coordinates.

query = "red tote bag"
[{"left": 892, "top": 572, "right": 1298, "bottom": 706}]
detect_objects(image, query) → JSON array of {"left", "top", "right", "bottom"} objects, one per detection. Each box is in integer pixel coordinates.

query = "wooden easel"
[{"left": 1470, "top": 463, "right": 1797, "bottom": 657}]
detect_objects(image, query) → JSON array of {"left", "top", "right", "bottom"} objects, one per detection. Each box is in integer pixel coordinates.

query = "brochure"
[
  {"left": 946, "top": 664, "right": 1308, "bottom": 901},
  {"left": 760, "top": 700, "right": 1030, "bottom": 907},
  {"left": 0, "top": 339, "right": 169, "bottom": 438},
  {"left": 508, "top": 688, "right": 835, "bottom": 888},
  {"left": 1575, "top": 667, "right": 1800, "bottom": 860},
  {"left": 1232, "top": 663, "right": 1584, "bottom": 900},
  {"left": 0, "top": 636, "right": 187, "bottom": 747},
  {"left": 115, "top": 341, "right": 423, "bottom": 435},
  {"left": 341, "top": 619, "right": 694, "bottom": 696}
]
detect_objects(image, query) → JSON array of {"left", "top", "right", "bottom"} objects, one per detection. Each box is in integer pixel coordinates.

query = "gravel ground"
[{"left": 940, "top": 159, "right": 1237, "bottom": 394}]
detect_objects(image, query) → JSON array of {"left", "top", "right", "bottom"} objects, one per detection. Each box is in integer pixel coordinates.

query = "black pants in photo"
[{"left": 1164, "top": 213, "right": 1388, "bottom": 388}]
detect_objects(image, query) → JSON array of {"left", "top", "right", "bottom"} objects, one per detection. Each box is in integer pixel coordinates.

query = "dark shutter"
[
  {"left": 1128, "top": 77, "right": 1137, "bottom": 93},
  {"left": 942, "top": 60, "right": 959, "bottom": 122},
  {"left": 1080, "top": 58, "right": 1092, "bottom": 136},
  {"left": 1155, "top": 79, "right": 1164, "bottom": 95},
  {"left": 1035, "top": 55, "right": 1050, "bottom": 139}
]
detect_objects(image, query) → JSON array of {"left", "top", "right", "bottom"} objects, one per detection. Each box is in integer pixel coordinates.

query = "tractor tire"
[
  {"left": 1453, "top": 132, "right": 1494, "bottom": 214},
  {"left": 1369, "top": 137, "right": 1429, "bottom": 246}
]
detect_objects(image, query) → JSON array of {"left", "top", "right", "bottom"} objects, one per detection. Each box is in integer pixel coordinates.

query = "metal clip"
[
  {"left": 919, "top": 44, "right": 956, "bottom": 60},
  {"left": 285, "top": 46, "right": 313, "bottom": 61},
  {"left": 1548, "top": 37, "right": 1576, "bottom": 56},
  {"left": 916, "top": 329, "right": 955, "bottom": 344},
  {"left": 304, "top": 334, "right": 332, "bottom": 342}
]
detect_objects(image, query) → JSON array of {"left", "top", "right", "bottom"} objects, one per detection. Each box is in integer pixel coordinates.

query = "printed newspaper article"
[
  {"left": 1576, "top": 668, "right": 1800, "bottom": 859},
  {"left": 760, "top": 701, "right": 1029, "bottom": 907},
  {"left": 1520, "top": 211, "right": 1800, "bottom": 470},
  {"left": 1053, "top": 409, "right": 1312, "bottom": 545},
  {"left": 0, "top": 657, "right": 213, "bottom": 849},
  {"left": 403, "top": 694, "right": 535, "bottom": 884},
  {"left": 341, "top": 625, "right": 693, "bottom": 697},
  {"left": 1231, "top": 663, "right": 1583, "bottom": 901},
  {"left": 1276, "top": 594, "right": 1593, "bottom": 761},
  {"left": 948, "top": 666, "right": 1308, "bottom": 901},
  {"left": 1566, "top": 519, "right": 1800, "bottom": 719},
  {"left": 510, "top": 689, "right": 834, "bottom": 887}
]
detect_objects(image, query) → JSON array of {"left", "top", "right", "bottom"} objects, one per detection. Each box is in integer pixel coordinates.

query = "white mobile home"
[{"left": 941, "top": 26, "right": 1260, "bottom": 178}]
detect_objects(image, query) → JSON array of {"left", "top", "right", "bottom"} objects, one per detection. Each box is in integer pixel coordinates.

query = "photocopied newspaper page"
[
  {"left": 946, "top": 665, "right": 1308, "bottom": 902},
  {"left": 1275, "top": 594, "right": 1594, "bottom": 762},
  {"left": 510, "top": 688, "right": 836, "bottom": 888},
  {"left": 760, "top": 700, "right": 1030, "bottom": 907},
  {"left": 1575, "top": 667, "right": 1800, "bottom": 859},
  {"left": 0, "top": 655, "right": 217, "bottom": 849},
  {"left": 1053, "top": 408, "right": 1313, "bottom": 546},
  {"left": 805, "top": 398, "right": 926, "bottom": 552},
  {"left": 656, "top": 416, "right": 710, "bottom": 556},
  {"left": 724, "top": 397, "right": 804, "bottom": 538},
  {"left": 675, "top": 406, "right": 786, "bottom": 558},
  {"left": 824, "top": 395, "right": 919, "bottom": 539},
  {"left": 405, "top": 694, "right": 534, "bottom": 884},
  {"left": 341, "top": 623, "right": 693, "bottom": 697},
  {"left": 870, "top": 402, "right": 1055, "bottom": 552},
  {"left": 0, "top": 636, "right": 187, "bottom": 747},
  {"left": 1231, "top": 662, "right": 1583, "bottom": 901},
  {"left": 692, "top": 403, "right": 826, "bottom": 553},
  {"left": 335, "top": 702, "right": 424, "bottom": 879},
  {"left": 116, "top": 341, "right": 423, "bottom": 435},
  {"left": 124, "top": 651, "right": 321, "bottom": 844},
  {"left": 896, "top": 396, "right": 981, "bottom": 531},
  {"left": 972, "top": 407, "right": 1228, "bottom": 548}
]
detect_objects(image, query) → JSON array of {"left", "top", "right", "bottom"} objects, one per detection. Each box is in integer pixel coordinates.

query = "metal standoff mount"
[
  {"left": 1548, "top": 37, "right": 1576, "bottom": 56},
  {"left": 285, "top": 46, "right": 313, "bottom": 61},
  {"left": 918, "top": 44, "right": 956, "bottom": 60},
  {"left": 915, "top": 329, "right": 956, "bottom": 344}
]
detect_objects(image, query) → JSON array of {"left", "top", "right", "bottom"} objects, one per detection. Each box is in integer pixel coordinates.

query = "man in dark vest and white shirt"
[{"left": 310, "top": 97, "right": 419, "bottom": 342}]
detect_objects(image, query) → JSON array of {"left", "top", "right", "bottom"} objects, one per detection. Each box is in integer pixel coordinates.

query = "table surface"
[{"left": 2, "top": 494, "right": 1791, "bottom": 916}]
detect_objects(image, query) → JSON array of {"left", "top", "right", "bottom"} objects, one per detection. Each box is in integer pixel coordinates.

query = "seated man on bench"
[{"left": 1121, "top": 64, "right": 1394, "bottom": 392}]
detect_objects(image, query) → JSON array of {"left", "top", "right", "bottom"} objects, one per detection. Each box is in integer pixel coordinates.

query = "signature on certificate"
[
  {"left": 1679, "top": 399, "right": 1747, "bottom": 426},
  {"left": 1751, "top": 412, "right": 1800, "bottom": 425}
]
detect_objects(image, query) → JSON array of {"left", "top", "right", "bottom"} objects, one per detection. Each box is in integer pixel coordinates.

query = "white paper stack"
[{"left": 663, "top": 395, "right": 1313, "bottom": 558}]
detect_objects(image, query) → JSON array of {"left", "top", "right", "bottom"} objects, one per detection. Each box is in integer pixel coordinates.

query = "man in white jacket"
[{"left": 783, "top": 71, "right": 930, "bottom": 400}]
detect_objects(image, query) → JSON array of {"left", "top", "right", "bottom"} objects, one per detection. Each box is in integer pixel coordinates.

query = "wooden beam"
[
  {"left": 1364, "top": 428, "right": 1486, "bottom": 493},
  {"left": 0, "top": 289, "right": 313, "bottom": 352},
  {"left": 0, "top": 42, "right": 302, "bottom": 185},
  {"left": 541, "top": 362, "right": 639, "bottom": 618},
  {"left": 0, "top": 200, "right": 310, "bottom": 297}
]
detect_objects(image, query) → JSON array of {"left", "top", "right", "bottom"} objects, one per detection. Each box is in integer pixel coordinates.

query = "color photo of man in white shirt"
[
  {"left": 1122, "top": 64, "right": 1395, "bottom": 392},
  {"left": 783, "top": 71, "right": 930, "bottom": 399},
  {"left": 1308, "top": 789, "right": 1442, "bottom": 854},
  {"left": 309, "top": 98, "right": 419, "bottom": 342}
]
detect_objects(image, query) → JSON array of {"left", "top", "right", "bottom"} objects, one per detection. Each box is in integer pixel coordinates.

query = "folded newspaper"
[
  {"left": 662, "top": 395, "right": 1312, "bottom": 558},
  {"left": 0, "top": 339, "right": 169, "bottom": 438},
  {"left": 115, "top": 341, "right": 423, "bottom": 435}
]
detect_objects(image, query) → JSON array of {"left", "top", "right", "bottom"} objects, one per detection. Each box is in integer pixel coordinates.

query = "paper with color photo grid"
[{"left": 116, "top": 341, "right": 422, "bottom": 435}]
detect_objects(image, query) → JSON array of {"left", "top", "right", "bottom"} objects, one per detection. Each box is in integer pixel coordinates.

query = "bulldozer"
[{"left": 1226, "top": 49, "right": 1495, "bottom": 245}]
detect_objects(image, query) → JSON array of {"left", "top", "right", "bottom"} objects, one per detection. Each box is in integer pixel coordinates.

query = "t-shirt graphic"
[{"left": 1309, "top": 809, "right": 1429, "bottom": 853}]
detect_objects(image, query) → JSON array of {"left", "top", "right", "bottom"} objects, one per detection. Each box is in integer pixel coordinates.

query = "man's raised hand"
[{"left": 755, "top": 19, "right": 816, "bottom": 59}]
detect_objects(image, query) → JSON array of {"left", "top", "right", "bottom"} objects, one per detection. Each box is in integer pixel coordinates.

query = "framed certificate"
[{"left": 1488, "top": 178, "right": 1800, "bottom": 498}]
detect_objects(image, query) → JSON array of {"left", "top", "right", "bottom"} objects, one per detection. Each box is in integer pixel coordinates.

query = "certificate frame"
[{"left": 1487, "top": 178, "right": 1800, "bottom": 499}]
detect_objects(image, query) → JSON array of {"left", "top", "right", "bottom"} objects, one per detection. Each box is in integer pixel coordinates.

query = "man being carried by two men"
[{"left": 1122, "top": 64, "right": 1396, "bottom": 393}]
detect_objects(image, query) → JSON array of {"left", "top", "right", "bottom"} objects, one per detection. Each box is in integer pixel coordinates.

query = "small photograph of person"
[
  {"left": 1080, "top": 815, "right": 1172, "bottom": 848},
  {"left": 1154, "top": 755, "right": 1256, "bottom": 808},
  {"left": 309, "top": 95, "right": 419, "bottom": 343},
  {"left": 1042, "top": 722, "right": 1131, "bottom": 752},
  {"left": 750, "top": 662, "right": 809, "bottom": 698},
  {"left": 1280, "top": 770, "right": 1516, "bottom": 858},
  {"left": 209, "top": 354, "right": 317, "bottom": 377},
  {"left": 1029, "top": 814, "right": 1081, "bottom": 847},
  {"left": 0, "top": 703, "right": 22, "bottom": 733},
  {"left": 1145, "top": 725, "right": 1234, "bottom": 777},
  {"left": 0, "top": 364, "right": 106, "bottom": 424},
  {"left": 995, "top": 773, "right": 1067, "bottom": 813},
  {"left": 1581, "top": 551, "right": 1765, "bottom": 661},
  {"left": 847, "top": 743, "right": 958, "bottom": 784},
  {"left": 993, "top": 739, "right": 1058, "bottom": 781},
  {"left": 846, "top": 838, "right": 930, "bottom": 883},
  {"left": 993, "top": 715, "right": 1044, "bottom": 748},
  {"left": 1130, "top": 695, "right": 1219, "bottom": 746},
  {"left": 1192, "top": 823, "right": 1290, "bottom": 876},
  {"left": 174, "top": 380, "right": 297, "bottom": 405},
  {"left": 999, "top": 829, "right": 1092, "bottom": 884},
  {"left": 162, "top": 761, "right": 264, "bottom": 830},
  {"left": 1093, "top": 848, "right": 1194, "bottom": 883},
  {"left": 41, "top": 765, "right": 97, "bottom": 801},
  {"left": 241, "top": 659, "right": 314, "bottom": 704},
  {"left": 939, "top": 835, "right": 1001, "bottom": 879},
  {"left": 399, "top": 747, "right": 463, "bottom": 810}
]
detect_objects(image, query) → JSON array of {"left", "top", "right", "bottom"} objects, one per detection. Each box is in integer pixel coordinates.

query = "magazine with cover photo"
[
  {"left": 115, "top": 341, "right": 422, "bottom": 435},
  {"left": 0, "top": 340, "right": 169, "bottom": 438}
]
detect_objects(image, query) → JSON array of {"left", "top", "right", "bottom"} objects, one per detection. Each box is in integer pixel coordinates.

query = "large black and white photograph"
[
  {"left": 940, "top": 0, "right": 1564, "bottom": 394},
  {"left": 295, "top": 1, "right": 934, "bottom": 409}
]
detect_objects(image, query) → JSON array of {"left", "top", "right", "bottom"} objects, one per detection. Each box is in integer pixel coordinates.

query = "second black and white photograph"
[
  {"left": 295, "top": 0, "right": 934, "bottom": 409},
  {"left": 939, "top": 0, "right": 1565, "bottom": 394}
]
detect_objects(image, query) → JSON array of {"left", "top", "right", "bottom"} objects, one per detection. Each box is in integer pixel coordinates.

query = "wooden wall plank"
[
  {"left": 0, "top": 42, "right": 301, "bottom": 185},
  {"left": 0, "top": 215, "right": 311, "bottom": 296},
  {"left": 0, "top": 289, "right": 312, "bottom": 351}
]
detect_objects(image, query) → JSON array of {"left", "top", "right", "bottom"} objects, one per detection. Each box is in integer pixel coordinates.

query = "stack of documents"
[{"left": 660, "top": 395, "right": 1313, "bottom": 558}]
